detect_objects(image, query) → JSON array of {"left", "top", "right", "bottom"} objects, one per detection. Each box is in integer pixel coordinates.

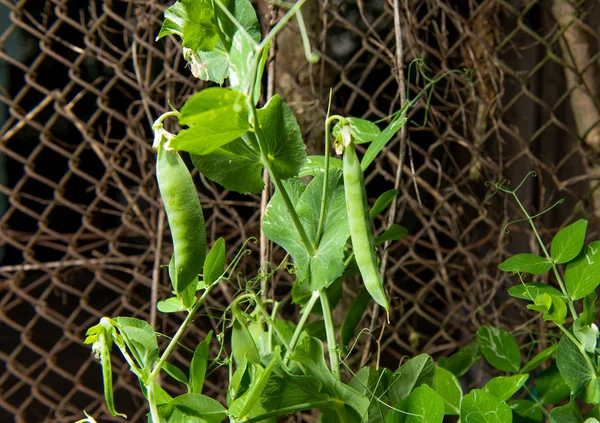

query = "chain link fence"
[{"left": 0, "top": 0, "right": 599, "bottom": 421}]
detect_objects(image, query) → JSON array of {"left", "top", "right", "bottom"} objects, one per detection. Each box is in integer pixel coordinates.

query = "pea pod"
[
  {"left": 155, "top": 132, "right": 206, "bottom": 296},
  {"left": 342, "top": 138, "right": 390, "bottom": 315}
]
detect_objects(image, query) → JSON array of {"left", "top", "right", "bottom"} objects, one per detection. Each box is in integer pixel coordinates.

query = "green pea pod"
[
  {"left": 155, "top": 135, "right": 206, "bottom": 296},
  {"left": 343, "top": 140, "right": 390, "bottom": 315}
]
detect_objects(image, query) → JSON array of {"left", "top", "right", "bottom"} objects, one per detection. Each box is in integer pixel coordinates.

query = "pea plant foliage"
[{"left": 81, "top": 1, "right": 600, "bottom": 423}]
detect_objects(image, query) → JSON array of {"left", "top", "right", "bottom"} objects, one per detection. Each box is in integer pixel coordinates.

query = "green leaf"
[
  {"left": 499, "top": 254, "right": 553, "bottom": 275},
  {"left": 438, "top": 342, "right": 481, "bottom": 377},
  {"left": 508, "top": 399, "right": 543, "bottom": 423},
  {"left": 482, "top": 374, "right": 529, "bottom": 402},
  {"left": 586, "top": 419, "right": 600, "bottom": 423},
  {"left": 551, "top": 219, "right": 587, "bottom": 264},
  {"left": 190, "top": 331, "right": 212, "bottom": 395},
  {"left": 388, "top": 354, "right": 435, "bottom": 405},
  {"left": 507, "top": 282, "right": 567, "bottom": 301},
  {"left": 333, "top": 118, "right": 381, "bottom": 144},
  {"left": 263, "top": 170, "right": 349, "bottom": 292},
  {"left": 556, "top": 334, "right": 594, "bottom": 393},
  {"left": 361, "top": 111, "right": 409, "bottom": 171},
  {"left": 433, "top": 366, "right": 462, "bottom": 415},
  {"left": 213, "top": 0, "right": 261, "bottom": 46},
  {"left": 575, "top": 321, "right": 599, "bottom": 353},
  {"left": 404, "top": 384, "right": 444, "bottom": 423},
  {"left": 565, "top": 241, "right": 600, "bottom": 300},
  {"left": 227, "top": 30, "right": 256, "bottom": 94},
  {"left": 349, "top": 367, "right": 392, "bottom": 422},
  {"left": 460, "top": 389, "right": 513, "bottom": 423},
  {"left": 172, "top": 88, "right": 249, "bottom": 155},
  {"left": 191, "top": 95, "right": 306, "bottom": 194},
  {"left": 261, "top": 361, "right": 327, "bottom": 411},
  {"left": 476, "top": 325, "right": 521, "bottom": 373},
  {"left": 157, "top": 297, "right": 186, "bottom": 313},
  {"left": 587, "top": 406, "right": 600, "bottom": 420},
  {"left": 341, "top": 286, "right": 370, "bottom": 347},
  {"left": 581, "top": 292, "right": 598, "bottom": 326},
  {"left": 549, "top": 399, "right": 584, "bottom": 423},
  {"left": 231, "top": 319, "right": 261, "bottom": 366},
  {"left": 156, "top": 0, "right": 220, "bottom": 51},
  {"left": 203, "top": 238, "right": 226, "bottom": 287},
  {"left": 289, "top": 337, "right": 370, "bottom": 419},
  {"left": 521, "top": 344, "right": 557, "bottom": 373},
  {"left": 535, "top": 363, "right": 570, "bottom": 404},
  {"left": 157, "top": 393, "right": 226, "bottom": 423},
  {"left": 113, "top": 317, "right": 159, "bottom": 372},
  {"left": 369, "top": 189, "right": 399, "bottom": 219},
  {"left": 375, "top": 224, "right": 408, "bottom": 245},
  {"left": 188, "top": 50, "right": 230, "bottom": 85},
  {"left": 298, "top": 155, "right": 343, "bottom": 178},
  {"left": 230, "top": 347, "right": 280, "bottom": 420},
  {"left": 527, "top": 293, "right": 567, "bottom": 325},
  {"left": 162, "top": 362, "right": 189, "bottom": 388},
  {"left": 585, "top": 377, "right": 600, "bottom": 405}
]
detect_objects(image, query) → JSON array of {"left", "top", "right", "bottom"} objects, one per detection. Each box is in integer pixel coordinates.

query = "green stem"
[
  {"left": 259, "top": 0, "right": 308, "bottom": 51},
  {"left": 320, "top": 290, "right": 340, "bottom": 380},
  {"left": 557, "top": 323, "right": 597, "bottom": 377},
  {"left": 512, "top": 194, "right": 578, "bottom": 320},
  {"left": 248, "top": 113, "right": 317, "bottom": 257},
  {"left": 251, "top": 295, "right": 290, "bottom": 351},
  {"left": 147, "top": 381, "right": 160, "bottom": 423},
  {"left": 242, "top": 400, "right": 337, "bottom": 423},
  {"left": 283, "top": 290, "right": 320, "bottom": 365}
]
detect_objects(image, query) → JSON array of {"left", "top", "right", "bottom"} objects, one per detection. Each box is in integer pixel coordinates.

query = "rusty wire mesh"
[{"left": 1, "top": 0, "right": 599, "bottom": 421}]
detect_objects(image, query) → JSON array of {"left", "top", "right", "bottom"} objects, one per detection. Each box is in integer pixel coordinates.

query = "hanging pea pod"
[
  {"left": 340, "top": 125, "right": 391, "bottom": 316},
  {"left": 153, "top": 123, "right": 207, "bottom": 300}
]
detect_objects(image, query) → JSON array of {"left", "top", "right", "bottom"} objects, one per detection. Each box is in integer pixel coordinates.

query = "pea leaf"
[
  {"left": 231, "top": 319, "right": 261, "bottom": 366},
  {"left": 361, "top": 110, "right": 409, "bottom": 171},
  {"left": 499, "top": 254, "right": 552, "bottom": 275},
  {"left": 192, "top": 95, "right": 306, "bottom": 194},
  {"left": 298, "top": 155, "right": 343, "bottom": 178},
  {"left": 213, "top": 0, "right": 261, "bottom": 47},
  {"left": 202, "top": 238, "right": 226, "bottom": 287},
  {"left": 188, "top": 50, "right": 230, "bottom": 85},
  {"left": 157, "top": 297, "right": 186, "bottom": 313},
  {"left": 388, "top": 354, "right": 435, "bottom": 405},
  {"left": 438, "top": 342, "right": 481, "bottom": 377},
  {"left": 460, "top": 389, "right": 513, "bottom": 423},
  {"left": 375, "top": 224, "right": 408, "bottom": 245},
  {"left": 551, "top": 219, "right": 587, "bottom": 264},
  {"left": 190, "top": 331, "right": 212, "bottom": 395},
  {"left": 586, "top": 378, "right": 600, "bottom": 405},
  {"left": 580, "top": 292, "right": 598, "bottom": 326},
  {"left": 527, "top": 293, "right": 567, "bottom": 325},
  {"left": 289, "top": 337, "right": 370, "bottom": 419},
  {"left": 349, "top": 367, "right": 392, "bottom": 422},
  {"left": 261, "top": 361, "right": 328, "bottom": 411},
  {"left": 556, "top": 335, "right": 594, "bottom": 393},
  {"left": 369, "top": 189, "right": 399, "bottom": 219},
  {"left": 433, "top": 366, "right": 462, "bottom": 415},
  {"left": 263, "top": 170, "right": 349, "bottom": 292},
  {"left": 172, "top": 88, "right": 249, "bottom": 155},
  {"left": 508, "top": 282, "right": 566, "bottom": 302},
  {"left": 482, "top": 374, "right": 529, "bottom": 402},
  {"left": 565, "top": 241, "right": 600, "bottom": 300},
  {"left": 476, "top": 325, "right": 521, "bottom": 373},
  {"left": 156, "top": 393, "right": 226, "bottom": 423},
  {"left": 341, "top": 286, "right": 370, "bottom": 347},
  {"left": 404, "top": 384, "right": 444, "bottom": 423},
  {"left": 508, "top": 399, "right": 543, "bottom": 423},
  {"left": 162, "top": 362, "right": 189, "bottom": 388},
  {"left": 548, "top": 399, "right": 584, "bottom": 423},
  {"left": 113, "top": 317, "right": 159, "bottom": 373},
  {"left": 156, "top": 0, "right": 220, "bottom": 51},
  {"left": 521, "top": 344, "right": 557, "bottom": 373},
  {"left": 535, "top": 364, "right": 570, "bottom": 404}
]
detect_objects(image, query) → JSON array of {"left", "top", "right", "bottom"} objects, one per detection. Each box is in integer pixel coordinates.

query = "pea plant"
[{"left": 81, "top": 1, "right": 595, "bottom": 423}]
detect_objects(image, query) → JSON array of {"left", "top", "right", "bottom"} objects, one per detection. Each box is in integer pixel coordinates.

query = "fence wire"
[{"left": 0, "top": 0, "right": 599, "bottom": 421}]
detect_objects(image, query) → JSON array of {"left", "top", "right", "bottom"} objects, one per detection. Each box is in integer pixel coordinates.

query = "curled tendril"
[
  {"left": 483, "top": 178, "right": 510, "bottom": 204},
  {"left": 511, "top": 171, "right": 537, "bottom": 193},
  {"left": 502, "top": 198, "right": 565, "bottom": 234}
]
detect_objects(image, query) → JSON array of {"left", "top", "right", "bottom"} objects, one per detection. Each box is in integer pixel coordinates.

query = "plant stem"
[
  {"left": 320, "top": 290, "right": 341, "bottom": 380},
  {"left": 147, "top": 381, "right": 160, "bottom": 423},
  {"left": 283, "top": 290, "right": 320, "bottom": 365},
  {"left": 512, "top": 193, "right": 578, "bottom": 320},
  {"left": 242, "top": 400, "right": 337, "bottom": 423},
  {"left": 251, "top": 294, "right": 291, "bottom": 351},
  {"left": 248, "top": 113, "right": 317, "bottom": 257},
  {"left": 259, "top": 0, "right": 308, "bottom": 51}
]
